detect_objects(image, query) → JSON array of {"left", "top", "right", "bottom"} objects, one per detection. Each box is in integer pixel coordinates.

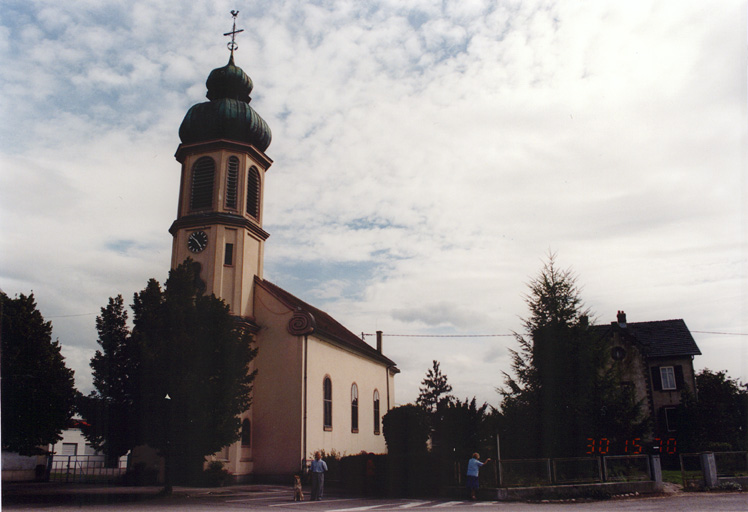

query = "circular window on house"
[{"left": 611, "top": 346, "right": 626, "bottom": 361}]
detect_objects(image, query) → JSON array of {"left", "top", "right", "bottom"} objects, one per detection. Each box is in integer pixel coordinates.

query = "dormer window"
[{"left": 190, "top": 156, "right": 215, "bottom": 210}]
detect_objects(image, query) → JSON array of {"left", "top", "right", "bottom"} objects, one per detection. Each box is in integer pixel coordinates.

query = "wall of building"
[{"left": 304, "top": 336, "right": 391, "bottom": 458}]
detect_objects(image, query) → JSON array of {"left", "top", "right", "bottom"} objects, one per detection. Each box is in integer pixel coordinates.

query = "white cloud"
[{"left": 1, "top": 0, "right": 745, "bottom": 405}]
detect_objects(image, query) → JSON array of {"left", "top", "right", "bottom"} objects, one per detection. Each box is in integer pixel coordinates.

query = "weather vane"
[{"left": 224, "top": 10, "right": 244, "bottom": 56}]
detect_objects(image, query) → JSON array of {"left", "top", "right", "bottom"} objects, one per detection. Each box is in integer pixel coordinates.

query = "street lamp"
[{"left": 163, "top": 393, "right": 172, "bottom": 495}]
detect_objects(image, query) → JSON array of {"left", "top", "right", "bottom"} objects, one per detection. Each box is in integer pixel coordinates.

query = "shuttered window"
[
  {"left": 225, "top": 156, "right": 240, "bottom": 210},
  {"left": 246, "top": 166, "right": 260, "bottom": 219},
  {"left": 190, "top": 157, "right": 215, "bottom": 210}
]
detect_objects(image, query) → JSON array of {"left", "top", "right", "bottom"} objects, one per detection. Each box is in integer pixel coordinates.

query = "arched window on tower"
[
  {"left": 190, "top": 156, "right": 215, "bottom": 210},
  {"left": 246, "top": 166, "right": 260, "bottom": 219},
  {"left": 241, "top": 418, "right": 251, "bottom": 447},
  {"left": 373, "top": 389, "right": 380, "bottom": 435},
  {"left": 323, "top": 377, "right": 332, "bottom": 431},
  {"left": 225, "top": 156, "right": 240, "bottom": 210},
  {"left": 351, "top": 383, "right": 359, "bottom": 433}
]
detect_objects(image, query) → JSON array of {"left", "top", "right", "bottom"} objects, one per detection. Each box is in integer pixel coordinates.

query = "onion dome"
[{"left": 179, "top": 55, "right": 272, "bottom": 151}]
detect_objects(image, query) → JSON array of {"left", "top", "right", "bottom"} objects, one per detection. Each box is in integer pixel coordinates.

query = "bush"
[{"left": 202, "top": 461, "right": 230, "bottom": 487}]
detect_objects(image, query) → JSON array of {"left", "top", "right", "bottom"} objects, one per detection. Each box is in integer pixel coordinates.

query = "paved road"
[{"left": 3, "top": 483, "right": 746, "bottom": 511}]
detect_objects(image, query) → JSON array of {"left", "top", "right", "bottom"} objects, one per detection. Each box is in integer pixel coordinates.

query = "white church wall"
[{"left": 305, "top": 336, "right": 390, "bottom": 458}]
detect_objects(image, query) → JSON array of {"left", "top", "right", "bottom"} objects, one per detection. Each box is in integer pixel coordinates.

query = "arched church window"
[
  {"left": 246, "top": 166, "right": 260, "bottom": 219},
  {"left": 323, "top": 377, "right": 332, "bottom": 431},
  {"left": 241, "top": 418, "right": 251, "bottom": 447},
  {"left": 373, "top": 390, "right": 380, "bottom": 435},
  {"left": 190, "top": 156, "right": 215, "bottom": 210},
  {"left": 225, "top": 156, "right": 240, "bottom": 210},
  {"left": 351, "top": 383, "right": 359, "bottom": 433}
]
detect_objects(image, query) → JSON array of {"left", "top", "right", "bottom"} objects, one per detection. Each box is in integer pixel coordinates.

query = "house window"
[
  {"left": 351, "top": 383, "right": 359, "bottom": 433},
  {"left": 84, "top": 444, "right": 98, "bottom": 455},
  {"left": 61, "top": 443, "right": 78, "bottom": 456},
  {"left": 373, "top": 390, "right": 380, "bottom": 435},
  {"left": 664, "top": 407, "right": 677, "bottom": 432},
  {"left": 219, "top": 445, "right": 229, "bottom": 460},
  {"left": 660, "top": 367, "right": 677, "bottom": 390},
  {"left": 224, "top": 243, "right": 234, "bottom": 266},
  {"left": 225, "top": 156, "right": 240, "bottom": 210},
  {"left": 190, "top": 156, "right": 215, "bottom": 210},
  {"left": 323, "top": 377, "right": 332, "bottom": 431},
  {"left": 246, "top": 166, "right": 260, "bottom": 219},
  {"left": 241, "top": 418, "right": 251, "bottom": 447}
]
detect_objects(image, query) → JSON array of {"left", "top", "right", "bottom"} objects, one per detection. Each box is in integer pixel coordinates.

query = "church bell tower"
[{"left": 169, "top": 13, "right": 272, "bottom": 321}]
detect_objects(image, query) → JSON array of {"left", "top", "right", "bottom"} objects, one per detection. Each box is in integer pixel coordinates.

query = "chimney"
[
  {"left": 617, "top": 311, "right": 627, "bottom": 328},
  {"left": 579, "top": 315, "right": 589, "bottom": 327},
  {"left": 376, "top": 330, "right": 383, "bottom": 353}
]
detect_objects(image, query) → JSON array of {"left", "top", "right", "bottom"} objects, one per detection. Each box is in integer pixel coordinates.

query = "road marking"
[
  {"left": 432, "top": 501, "right": 466, "bottom": 508},
  {"left": 399, "top": 501, "right": 430, "bottom": 508},
  {"left": 269, "top": 498, "right": 363, "bottom": 507}
]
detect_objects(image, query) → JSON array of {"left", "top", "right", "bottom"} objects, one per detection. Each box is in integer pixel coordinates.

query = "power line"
[{"left": 362, "top": 333, "right": 514, "bottom": 338}]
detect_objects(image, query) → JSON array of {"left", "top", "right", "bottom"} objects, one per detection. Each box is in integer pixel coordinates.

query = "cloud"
[{"left": 1, "top": 1, "right": 745, "bottom": 406}]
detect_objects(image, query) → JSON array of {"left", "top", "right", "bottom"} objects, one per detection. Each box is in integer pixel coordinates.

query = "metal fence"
[
  {"left": 714, "top": 451, "right": 748, "bottom": 477},
  {"left": 603, "top": 455, "right": 650, "bottom": 482},
  {"left": 498, "top": 455, "right": 651, "bottom": 487},
  {"left": 49, "top": 455, "right": 128, "bottom": 483}
]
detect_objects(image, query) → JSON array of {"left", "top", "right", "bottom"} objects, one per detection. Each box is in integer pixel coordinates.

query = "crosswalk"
[{"left": 215, "top": 487, "right": 498, "bottom": 510}]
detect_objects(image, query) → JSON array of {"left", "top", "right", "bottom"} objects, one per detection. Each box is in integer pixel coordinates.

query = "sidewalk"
[{"left": 2, "top": 481, "right": 289, "bottom": 507}]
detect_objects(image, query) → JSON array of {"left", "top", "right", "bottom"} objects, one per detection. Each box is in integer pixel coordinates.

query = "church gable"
[{"left": 255, "top": 278, "right": 397, "bottom": 369}]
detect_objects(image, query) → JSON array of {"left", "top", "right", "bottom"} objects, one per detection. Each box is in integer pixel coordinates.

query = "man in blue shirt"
[
  {"left": 310, "top": 451, "right": 328, "bottom": 501},
  {"left": 466, "top": 452, "right": 491, "bottom": 500}
]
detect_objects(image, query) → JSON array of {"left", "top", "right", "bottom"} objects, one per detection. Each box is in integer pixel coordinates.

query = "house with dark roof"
[{"left": 597, "top": 311, "right": 701, "bottom": 441}]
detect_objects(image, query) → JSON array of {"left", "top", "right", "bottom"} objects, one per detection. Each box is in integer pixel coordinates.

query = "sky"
[{"left": 1, "top": 0, "right": 746, "bottom": 408}]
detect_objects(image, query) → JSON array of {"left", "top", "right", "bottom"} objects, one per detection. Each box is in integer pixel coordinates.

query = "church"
[{"left": 166, "top": 16, "right": 398, "bottom": 481}]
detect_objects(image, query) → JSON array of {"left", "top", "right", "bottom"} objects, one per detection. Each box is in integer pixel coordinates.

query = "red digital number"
[
  {"left": 599, "top": 438, "right": 610, "bottom": 454},
  {"left": 586, "top": 438, "right": 595, "bottom": 455},
  {"left": 654, "top": 437, "right": 677, "bottom": 454},
  {"left": 632, "top": 438, "right": 642, "bottom": 454}
]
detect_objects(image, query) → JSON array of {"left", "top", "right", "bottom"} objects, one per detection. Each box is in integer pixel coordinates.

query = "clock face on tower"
[{"left": 187, "top": 230, "right": 208, "bottom": 253}]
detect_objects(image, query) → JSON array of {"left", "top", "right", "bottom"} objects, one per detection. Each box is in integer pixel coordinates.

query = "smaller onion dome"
[{"left": 179, "top": 55, "right": 271, "bottom": 151}]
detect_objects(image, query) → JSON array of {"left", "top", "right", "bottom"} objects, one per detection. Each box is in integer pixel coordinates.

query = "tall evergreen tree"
[
  {"left": 1, "top": 292, "right": 76, "bottom": 455},
  {"left": 76, "top": 295, "right": 139, "bottom": 466},
  {"left": 416, "top": 360, "right": 454, "bottom": 413},
  {"left": 77, "top": 260, "right": 257, "bottom": 484},
  {"left": 499, "top": 254, "right": 646, "bottom": 458}
]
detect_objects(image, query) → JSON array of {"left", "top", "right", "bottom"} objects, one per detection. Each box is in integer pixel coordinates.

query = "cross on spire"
[{"left": 224, "top": 10, "right": 244, "bottom": 56}]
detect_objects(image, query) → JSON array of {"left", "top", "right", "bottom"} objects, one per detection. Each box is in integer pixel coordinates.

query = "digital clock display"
[{"left": 585, "top": 437, "right": 677, "bottom": 455}]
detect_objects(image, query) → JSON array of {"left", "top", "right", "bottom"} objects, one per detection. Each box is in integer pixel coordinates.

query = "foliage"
[
  {"left": 382, "top": 404, "right": 430, "bottom": 456},
  {"left": 675, "top": 369, "right": 748, "bottom": 452},
  {"left": 498, "top": 254, "right": 647, "bottom": 458},
  {"left": 77, "top": 260, "right": 257, "bottom": 483},
  {"left": 432, "top": 397, "right": 493, "bottom": 463},
  {"left": 76, "top": 295, "right": 139, "bottom": 466},
  {"left": 1, "top": 292, "right": 77, "bottom": 455},
  {"left": 416, "top": 360, "right": 454, "bottom": 413}
]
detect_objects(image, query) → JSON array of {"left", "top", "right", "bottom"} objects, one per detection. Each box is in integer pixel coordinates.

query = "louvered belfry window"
[
  {"left": 246, "top": 166, "right": 260, "bottom": 219},
  {"left": 225, "top": 156, "right": 240, "bottom": 210},
  {"left": 190, "top": 157, "right": 215, "bottom": 210}
]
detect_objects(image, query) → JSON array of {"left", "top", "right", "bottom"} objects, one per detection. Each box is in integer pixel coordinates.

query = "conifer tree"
[
  {"left": 1, "top": 292, "right": 76, "bottom": 455},
  {"left": 499, "top": 254, "right": 646, "bottom": 458},
  {"left": 416, "top": 360, "right": 453, "bottom": 413}
]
